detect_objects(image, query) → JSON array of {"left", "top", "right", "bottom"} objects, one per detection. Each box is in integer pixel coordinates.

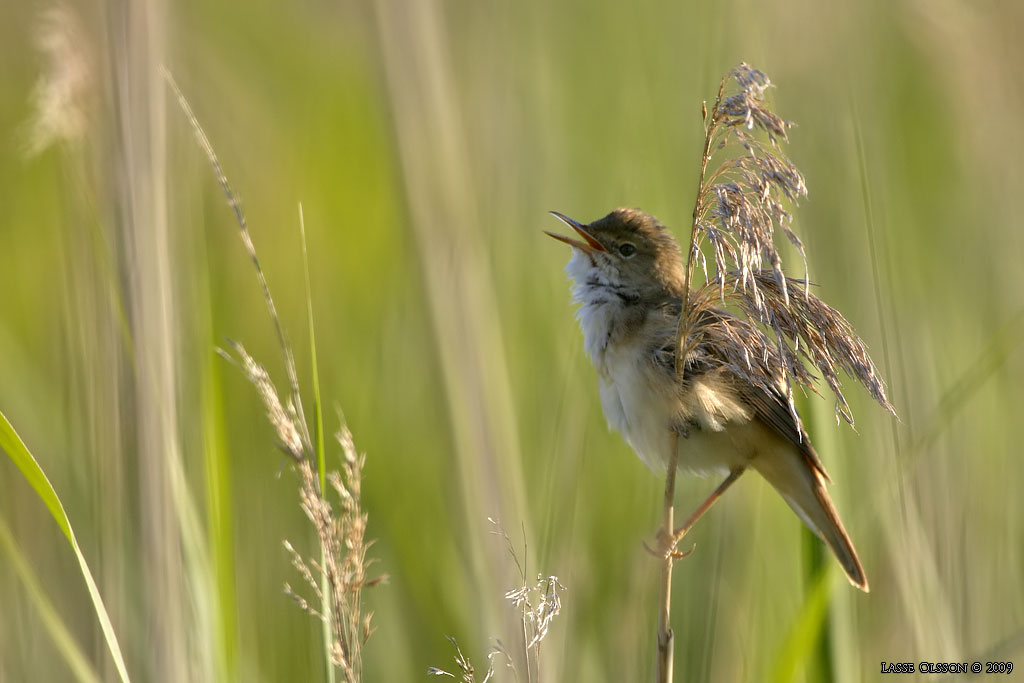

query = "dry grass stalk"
[
  {"left": 165, "top": 71, "right": 383, "bottom": 681},
  {"left": 503, "top": 575, "right": 566, "bottom": 652},
  {"left": 228, "top": 343, "right": 382, "bottom": 680},
  {"left": 429, "top": 520, "right": 566, "bottom": 683},
  {"left": 427, "top": 636, "right": 495, "bottom": 683}
]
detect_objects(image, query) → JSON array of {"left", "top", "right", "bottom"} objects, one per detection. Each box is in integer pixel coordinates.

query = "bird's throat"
[{"left": 568, "top": 268, "right": 642, "bottom": 368}]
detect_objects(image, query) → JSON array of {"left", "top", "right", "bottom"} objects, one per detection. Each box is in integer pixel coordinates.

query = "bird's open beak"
[{"left": 544, "top": 211, "right": 607, "bottom": 253}]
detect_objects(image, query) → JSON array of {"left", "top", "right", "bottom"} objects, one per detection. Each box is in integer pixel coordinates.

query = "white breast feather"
[{"left": 566, "top": 252, "right": 753, "bottom": 475}]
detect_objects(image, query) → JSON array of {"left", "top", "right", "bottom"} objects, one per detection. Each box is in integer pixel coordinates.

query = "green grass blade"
[
  {"left": 299, "top": 205, "right": 327, "bottom": 493},
  {"left": 0, "top": 410, "right": 132, "bottom": 683},
  {"left": 768, "top": 564, "right": 834, "bottom": 683},
  {"left": 299, "top": 204, "right": 335, "bottom": 683},
  {"left": 0, "top": 517, "right": 101, "bottom": 683},
  {"left": 801, "top": 527, "right": 835, "bottom": 682},
  {"left": 912, "top": 308, "right": 1024, "bottom": 456},
  {"left": 204, "top": 346, "right": 240, "bottom": 682}
]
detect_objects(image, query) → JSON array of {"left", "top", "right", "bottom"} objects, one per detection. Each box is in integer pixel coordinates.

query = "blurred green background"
[{"left": 2, "top": 0, "right": 1023, "bottom": 680}]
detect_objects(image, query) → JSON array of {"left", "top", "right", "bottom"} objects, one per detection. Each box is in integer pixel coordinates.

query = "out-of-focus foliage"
[{"left": 1, "top": 0, "right": 1023, "bottom": 680}]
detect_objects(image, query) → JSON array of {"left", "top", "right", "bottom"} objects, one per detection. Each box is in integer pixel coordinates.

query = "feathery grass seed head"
[{"left": 681, "top": 63, "right": 896, "bottom": 430}]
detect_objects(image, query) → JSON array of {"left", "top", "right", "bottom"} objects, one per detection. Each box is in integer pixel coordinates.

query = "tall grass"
[{"left": 1, "top": 0, "right": 1023, "bottom": 680}]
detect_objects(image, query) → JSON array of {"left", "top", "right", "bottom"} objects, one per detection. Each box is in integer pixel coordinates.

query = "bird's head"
[{"left": 546, "top": 208, "right": 685, "bottom": 298}]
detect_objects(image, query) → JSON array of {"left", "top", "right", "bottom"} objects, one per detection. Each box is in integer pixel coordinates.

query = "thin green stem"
[{"left": 299, "top": 205, "right": 336, "bottom": 683}]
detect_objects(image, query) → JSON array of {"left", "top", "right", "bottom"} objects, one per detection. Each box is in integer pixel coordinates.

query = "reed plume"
[
  {"left": 657, "top": 63, "right": 897, "bottom": 683},
  {"left": 679, "top": 63, "right": 896, "bottom": 430}
]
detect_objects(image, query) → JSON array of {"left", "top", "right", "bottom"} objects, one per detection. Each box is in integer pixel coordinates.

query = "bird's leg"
[{"left": 664, "top": 467, "right": 746, "bottom": 559}]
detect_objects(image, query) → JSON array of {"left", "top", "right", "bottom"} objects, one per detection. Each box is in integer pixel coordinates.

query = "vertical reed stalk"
[
  {"left": 655, "top": 62, "right": 894, "bottom": 681},
  {"left": 655, "top": 77, "right": 727, "bottom": 683},
  {"left": 654, "top": 429, "right": 678, "bottom": 682}
]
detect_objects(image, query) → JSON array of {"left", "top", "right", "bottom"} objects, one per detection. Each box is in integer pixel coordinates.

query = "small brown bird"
[{"left": 547, "top": 207, "right": 868, "bottom": 591}]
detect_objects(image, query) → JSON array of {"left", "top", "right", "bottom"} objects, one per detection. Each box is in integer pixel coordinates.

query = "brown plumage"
[
  {"left": 547, "top": 64, "right": 893, "bottom": 592},
  {"left": 548, "top": 207, "right": 881, "bottom": 590}
]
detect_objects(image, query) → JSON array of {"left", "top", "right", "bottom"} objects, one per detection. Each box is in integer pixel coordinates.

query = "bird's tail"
[{"left": 751, "top": 448, "right": 869, "bottom": 592}]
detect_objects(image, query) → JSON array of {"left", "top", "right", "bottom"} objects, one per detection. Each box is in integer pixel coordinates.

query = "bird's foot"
[{"left": 643, "top": 527, "right": 696, "bottom": 560}]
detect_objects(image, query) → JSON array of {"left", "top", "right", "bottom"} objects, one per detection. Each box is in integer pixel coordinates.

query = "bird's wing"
[
  {"left": 736, "top": 381, "right": 831, "bottom": 483},
  {"left": 648, "top": 299, "right": 832, "bottom": 482}
]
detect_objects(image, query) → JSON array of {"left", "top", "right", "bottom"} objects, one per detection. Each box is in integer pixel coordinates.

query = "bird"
[{"left": 546, "top": 207, "right": 868, "bottom": 591}]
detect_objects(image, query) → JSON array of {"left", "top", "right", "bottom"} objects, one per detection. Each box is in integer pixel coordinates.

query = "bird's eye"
[{"left": 618, "top": 243, "right": 637, "bottom": 258}]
